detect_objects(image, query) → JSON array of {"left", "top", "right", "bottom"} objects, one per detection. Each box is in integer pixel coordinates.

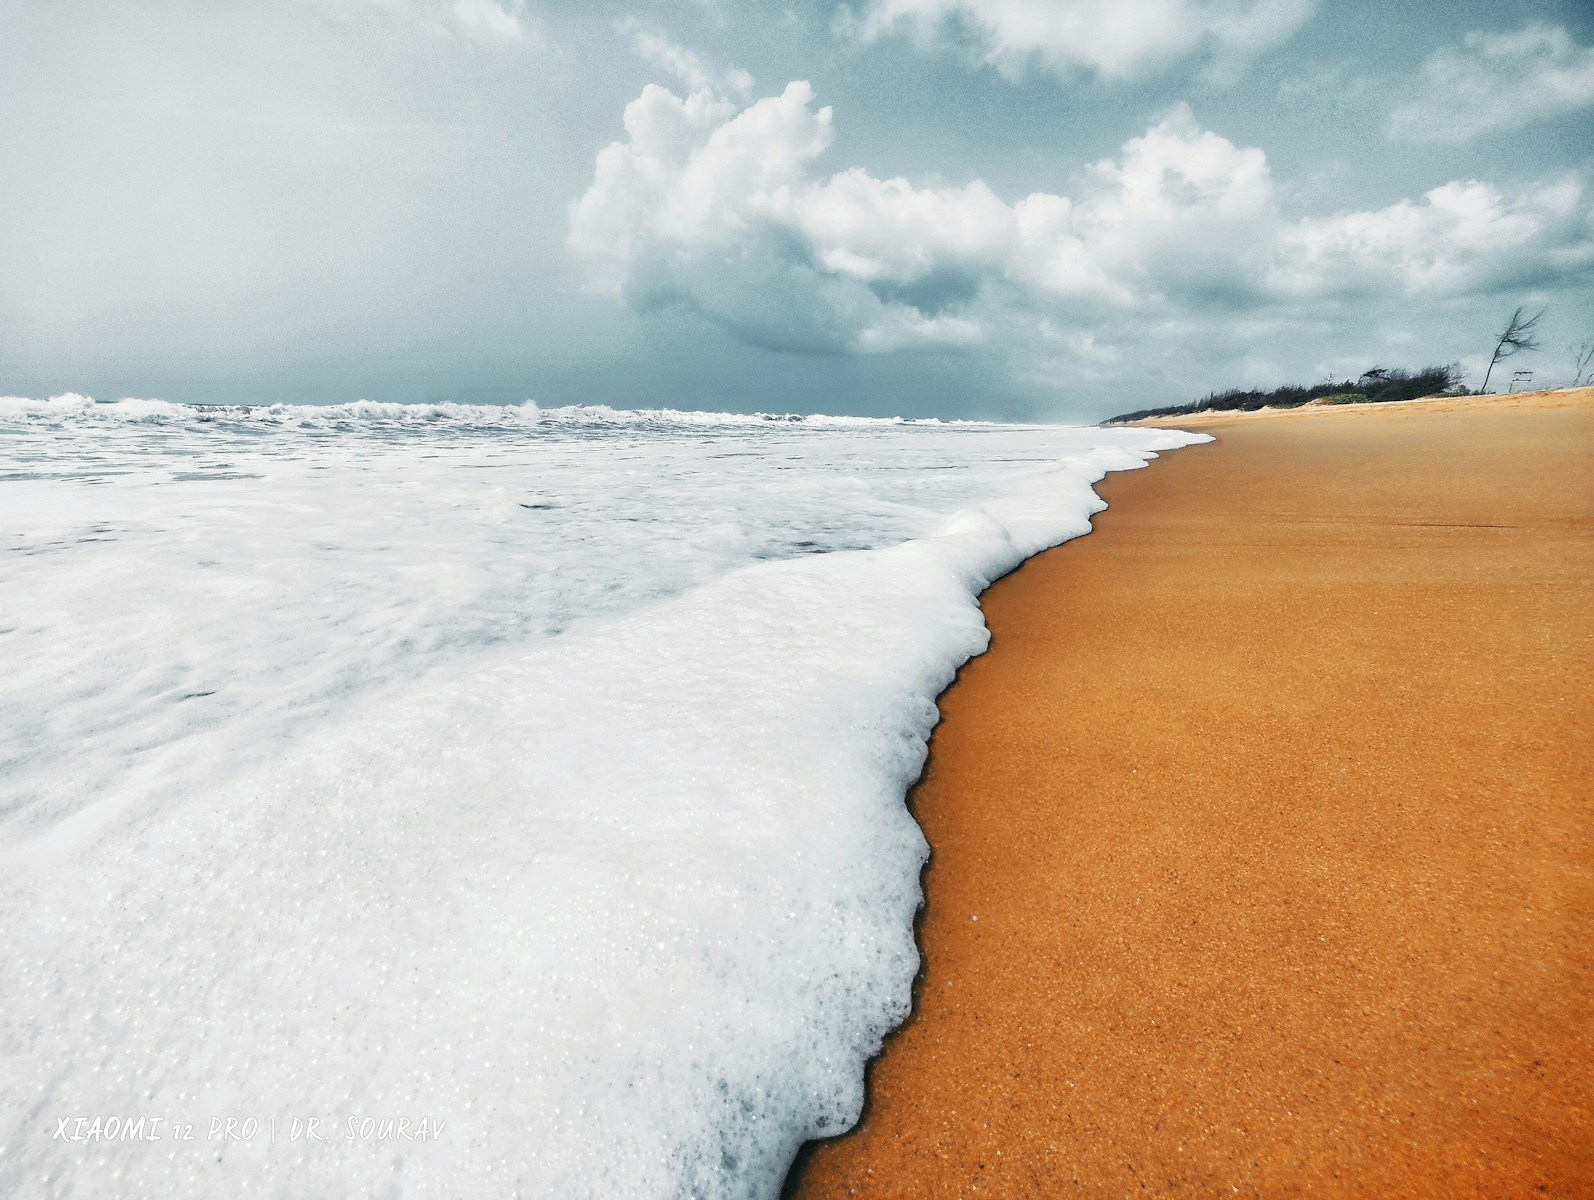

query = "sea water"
[{"left": 0, "top": 394, "right": 1205, "bottom": 1197}]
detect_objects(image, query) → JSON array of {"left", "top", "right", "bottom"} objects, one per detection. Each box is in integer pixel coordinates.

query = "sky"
[{"left": 2, "top": 0, "right": 1592, "bottom": 421}]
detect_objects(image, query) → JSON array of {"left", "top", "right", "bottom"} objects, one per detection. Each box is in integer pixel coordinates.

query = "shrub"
[{"left": 1106, "top": 362, "right": 1466, "bottom": 422}]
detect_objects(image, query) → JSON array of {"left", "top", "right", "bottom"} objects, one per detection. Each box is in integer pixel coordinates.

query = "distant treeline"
[{"left": 1108, "top": 364, "right": 1466, "bottom": 423}]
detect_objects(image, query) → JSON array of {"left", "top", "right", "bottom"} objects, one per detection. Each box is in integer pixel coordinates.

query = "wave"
[
  {"left": 0, "top": 407, "right": 1207, "bottom": 1197},
  {"left": 0, "top": 392, "right": 980, "bottom": 432}
]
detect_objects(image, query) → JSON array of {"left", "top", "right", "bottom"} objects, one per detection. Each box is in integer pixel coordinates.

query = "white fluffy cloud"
[
  {"left": 844, "top": 0, "right": 1317, "bottom": 80},
  {"left": 1389, "top": 23, "right": 1594, "bottom": 144},
  {"left": 568, "top": 81, "right": 983, "bottom": 352},
  {"left": 1278, "top": 180, "right": 1592, "bottom": 297},
  {"left": 569, "top": 81, "right": 1594, "bottom": 358}
]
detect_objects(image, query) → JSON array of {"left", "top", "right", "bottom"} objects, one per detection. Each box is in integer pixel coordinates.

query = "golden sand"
[{"left": 792, "top": 388, "right": 1594, "bottom": 1198}]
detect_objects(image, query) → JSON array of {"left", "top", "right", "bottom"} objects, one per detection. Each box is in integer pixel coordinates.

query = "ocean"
[{"left": 0, "top": 394, "right": 1205, "bottom": 1197}]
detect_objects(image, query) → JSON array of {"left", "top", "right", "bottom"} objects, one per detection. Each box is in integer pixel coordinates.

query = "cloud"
[
  {"left": 569, "top": 82, "right": 1594, "bottom": 360},
  {"left": 307, "top": 0, "right": 529, "bottom": 40},
  {"left": 1389, "top": 23, "right": 1594, "bottom": 144},
  {"left": 841, "top": 0, "right": 1317, "bottom": 81},
  {"left": 567, "top": 82, "right": 965, "bottom": 353},
  {"left": 620, "top": 23, "right": 754, "bottom": 96},
  {"left": 1277, "top": 180, "right": 1594, "bottom": 297},
  {"left": 446, "top": 0, "right": 526, "bottom": 40}
]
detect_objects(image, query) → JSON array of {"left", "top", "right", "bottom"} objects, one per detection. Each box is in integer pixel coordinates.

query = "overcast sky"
[{"left": 3, "top": 0, "right": 1592, "bottom": 420}]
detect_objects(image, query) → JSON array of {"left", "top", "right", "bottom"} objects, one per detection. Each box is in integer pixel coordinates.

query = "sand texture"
[{"left": 792, "top": 389, "right": 1594, "bottom": 1198}]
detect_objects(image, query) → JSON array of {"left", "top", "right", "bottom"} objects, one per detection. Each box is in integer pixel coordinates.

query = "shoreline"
[{"left": 789, "top": 387, "right": 1593, "bottom": 1197}]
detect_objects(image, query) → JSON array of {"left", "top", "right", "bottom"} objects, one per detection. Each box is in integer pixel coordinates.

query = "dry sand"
[{"left": 791, "top": 388, "right": 1593, "bottom": 1198}]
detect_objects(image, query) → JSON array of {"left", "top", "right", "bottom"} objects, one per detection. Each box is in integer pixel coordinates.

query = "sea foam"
[{"left": 0, "top": 395, "right": 1205, "bottom": 1197}]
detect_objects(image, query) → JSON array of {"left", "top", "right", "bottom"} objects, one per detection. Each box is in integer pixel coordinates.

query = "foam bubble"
[{"left": 0, "top": 396, "right": 1206, "bottom": 1196}]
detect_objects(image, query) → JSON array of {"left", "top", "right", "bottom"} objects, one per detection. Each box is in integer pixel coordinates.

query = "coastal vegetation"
[
  {"left": 1570, "top": 338, "right": 1594, "bottom": 387},
  {"left": 1108, "top": 364, "right": 1467, "bottom": 423},
  {"left": 1479, "top": 306, "right": 1545, "bottom": 394}
]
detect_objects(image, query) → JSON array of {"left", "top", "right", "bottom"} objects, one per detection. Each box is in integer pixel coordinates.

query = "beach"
[{"left": 792, "top": 389, "right": 1594, "bottom": 1197}]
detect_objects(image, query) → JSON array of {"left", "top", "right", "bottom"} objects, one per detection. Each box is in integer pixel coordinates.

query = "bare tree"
[
  {"left": 1572, "top": 339, "right": 1594, "bottom": 387},
  {"left": 1480, "top": 305, "right": 1545, "bottom": 393}
]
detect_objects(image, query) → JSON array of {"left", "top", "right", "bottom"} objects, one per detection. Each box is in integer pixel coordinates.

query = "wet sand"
[{"left": 792, "top": 389, "right": 1594, "bottom": 1198}]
